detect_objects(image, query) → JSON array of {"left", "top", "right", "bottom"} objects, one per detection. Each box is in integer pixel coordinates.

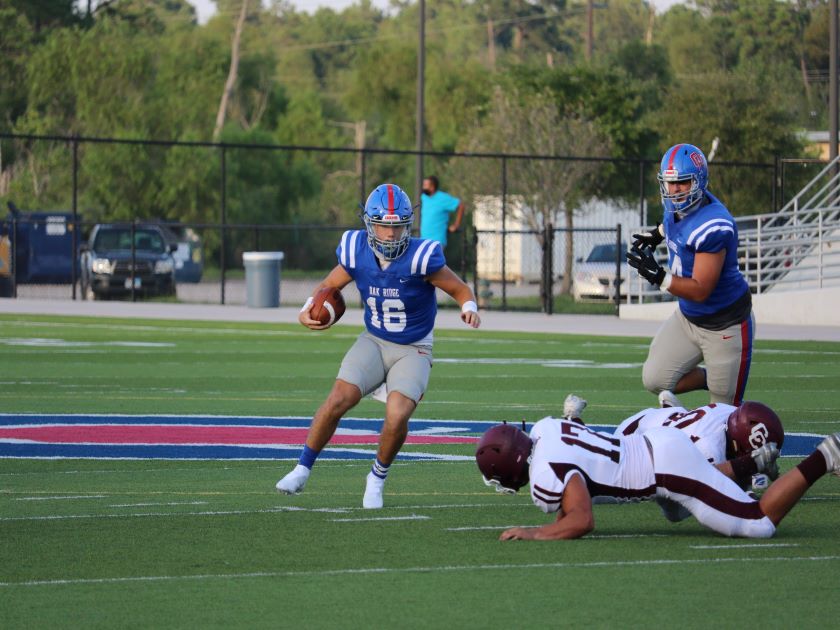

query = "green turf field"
[{"left": 1, "top": 314, "right": 839, "bottom": 628}]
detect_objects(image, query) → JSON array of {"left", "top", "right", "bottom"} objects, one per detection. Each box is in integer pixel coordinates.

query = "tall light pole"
[{"left": 415, "top": 0, "right": 426, "bottom": 229}]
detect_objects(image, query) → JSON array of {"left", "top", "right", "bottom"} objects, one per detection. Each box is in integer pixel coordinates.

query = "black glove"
[
  {"left": 626, "top": 245, "right": 667, "bottom": 287},
  {"left": 632, "top": 223, "right": 664, "bottom": 250}
]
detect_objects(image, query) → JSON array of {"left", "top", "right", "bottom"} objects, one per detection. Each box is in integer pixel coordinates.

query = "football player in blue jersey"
[
  {"left": 276, "top": 183, "right": 481, "bottom": 508},
  {"left": 626, "top": 143, "right": 753, "bottom": 406}
]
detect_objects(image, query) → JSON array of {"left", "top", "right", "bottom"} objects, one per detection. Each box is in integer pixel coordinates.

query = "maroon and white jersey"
[
  {"left": 528, "top": 417, "right": 656, "bottom": 514},
  {"left": 614, "top": 403, "right": 736, "bottom": 466}
]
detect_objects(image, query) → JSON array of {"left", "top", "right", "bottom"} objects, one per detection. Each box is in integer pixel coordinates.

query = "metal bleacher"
[{"left": 738, "top": 156, "right": 840, "bottom": 294}]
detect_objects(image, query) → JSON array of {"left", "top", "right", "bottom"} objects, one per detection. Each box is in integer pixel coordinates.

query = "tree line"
[{"left": 0, "top": 0, "right": 831, "bottom": 246}]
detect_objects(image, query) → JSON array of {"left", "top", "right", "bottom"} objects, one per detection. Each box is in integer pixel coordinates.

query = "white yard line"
[
  {"left": 107, "top": 501, "right": 209, "bottom": 508},
  {"left": 13, "top": 495, "right": 106, "bottom": 501},
  {"left": 2, "top": 555, "right": 838, "bottom": 588},
  {"left": 690, "top": 543, "right": 800, "bottom": 550},
  {"left": 0, "top": 502, "right": 525, "bottom": 522},
  {"left": 330, "top": 515, "right": 431, "bottom": 523}
]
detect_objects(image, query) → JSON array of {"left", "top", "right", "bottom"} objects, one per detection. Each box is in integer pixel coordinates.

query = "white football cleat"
[
  {"left": 363, "top": 472, "right": 385, "bottom": 509},
  {"left": 817, "top": 432, "right": 840, "bottom": 477},
  {"left": 275, "top": 464, "right": 310, "bottom": 494},
  {"left": 658, "top": 390, "right": 681, "bottom": 409},
  {"left": 563, "top": 394, "right": 587, "bottom": 420}
]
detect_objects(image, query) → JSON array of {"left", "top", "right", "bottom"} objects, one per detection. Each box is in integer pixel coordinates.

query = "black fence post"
[
  {"left": 638, "top": 159, "right": 646, "bottom": 225},
  {"left": 460, "top": 223, "right": 467, "bottom": 279},
  {"left": 360, "top": 150, "right": 367, "bottom": 204},
  {"left": 773, "top": 155, "right": 780, "bottom": 211},
  {"left": 71, "top": 136, "right": 79, "bottom": 300},
  {"left": 220, "top": 144, "right": 227, "bottom": 305},
  {"left": 130, "top": 220, "right": 137, "bottom": 302},
  {"left": 472, "top": 228, "right": 479, "bottom": 308},
  {"left": 11, "top": 216, "right": 17, "bottom": 298},
  {"left": 544, "top": 223, "right": 554, "bottom": 315},
  {"left": 501, "top": 157, "right": 507, "bottom": 311},
  {"left": 614, "top": 223, "right": 622, "bottom": 316}
]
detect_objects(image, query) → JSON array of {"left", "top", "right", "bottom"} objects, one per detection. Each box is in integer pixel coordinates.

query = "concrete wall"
[{"left": 620, "top": 286, "right": 840, "bottom": 327}]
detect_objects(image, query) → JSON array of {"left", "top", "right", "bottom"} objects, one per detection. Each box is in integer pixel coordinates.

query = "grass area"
[{"left": 1, "top": 314, "right": 839, "bottom": 627}]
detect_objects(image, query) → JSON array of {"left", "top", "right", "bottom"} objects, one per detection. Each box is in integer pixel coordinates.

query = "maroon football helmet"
[
  {"left": 475, "top": 424, "right": 533, "bottom": 494},
  {"left": 726, "top": 401, "right": 785, "bottom": 456}
]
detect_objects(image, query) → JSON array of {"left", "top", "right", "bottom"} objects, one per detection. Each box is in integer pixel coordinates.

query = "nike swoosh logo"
[
  {"left": 722, "top": 335, "right": 734, "bottom": 340},
  {"left": 399, "top": 278, "right": 409, "bottom": 283}
]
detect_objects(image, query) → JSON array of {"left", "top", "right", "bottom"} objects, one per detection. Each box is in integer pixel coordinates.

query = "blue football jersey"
[
  {"left": 662, "top": 192, "right": 749, "bottom": 318},
  {"left": 336, "top": 230, "right": 446, "bottom": 344}
]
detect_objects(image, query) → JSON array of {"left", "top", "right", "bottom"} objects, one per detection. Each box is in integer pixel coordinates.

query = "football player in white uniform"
[
  {"left": 614, "top": 398, "right": 783, "bottom": 484},
  {"left": 612, "top": 397, "right": 784, "bottom": 521},
  {"left": 475, "top": 411, "right": 840, "bottom": 541},
  {"left": 561, "top": 393, "right": 783, "bottom": 487}
]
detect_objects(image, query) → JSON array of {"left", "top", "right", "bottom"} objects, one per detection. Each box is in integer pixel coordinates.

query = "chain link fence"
[{"left": 0, "top": 132, "right": 787, "bottom": 313}]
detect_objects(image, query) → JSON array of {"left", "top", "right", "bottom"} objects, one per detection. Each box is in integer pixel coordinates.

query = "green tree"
[
  {"left": 456, "top": 87, "right": 610, "bottom": 294},
  {"left": 651, "top": 67, "right": 803, "bottom": 217}
]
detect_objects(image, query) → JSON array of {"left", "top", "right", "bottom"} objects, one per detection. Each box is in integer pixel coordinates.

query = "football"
[{"left": 310, "top": 286, "right": 346, "bottom": 326}]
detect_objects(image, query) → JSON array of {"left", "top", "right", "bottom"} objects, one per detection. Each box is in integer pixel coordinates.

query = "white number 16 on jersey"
[{"left": 367, "top": 297, "right": 407, "bottom": 332}]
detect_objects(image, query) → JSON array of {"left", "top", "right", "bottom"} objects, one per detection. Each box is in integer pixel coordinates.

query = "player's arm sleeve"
[
  {"left": 336, "top": 230, "right": 361, "bottom": 278},
  {"left": 530, "top": 468, "right": 570, "bottom": 514},
  {"left": 687, "top": 217, "right": 736, "bottom": 254},
  {"left": 413, "top": 239, "right": 445, "bottom": 276}
]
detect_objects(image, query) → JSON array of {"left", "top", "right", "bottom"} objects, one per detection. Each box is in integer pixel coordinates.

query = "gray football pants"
[
  {"left": 337, "top": 331, "right": 433, "bottom": 404},
  {"left": 642, "top": 308, "right": 754, "bottom": 405}
]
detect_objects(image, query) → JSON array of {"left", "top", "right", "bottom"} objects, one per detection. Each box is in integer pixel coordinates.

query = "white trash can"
[{"left": 243, "top": 251, "right": 284, "bottom": 308}]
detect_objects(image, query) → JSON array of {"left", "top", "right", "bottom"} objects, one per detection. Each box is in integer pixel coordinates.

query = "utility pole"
[
  {"left": 415, "top": 0, "right": 426, "bottom": 227},
  {"left": 586, "top": 0, "right": 593, "bottom": 61}
]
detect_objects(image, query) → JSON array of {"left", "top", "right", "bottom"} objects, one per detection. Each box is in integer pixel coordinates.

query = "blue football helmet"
[
  {"left": 362, "top": 183, "right": 414, "bottom": 260},
  {"left": 658, "top": 143, "right": 708, "bottom": 216}
]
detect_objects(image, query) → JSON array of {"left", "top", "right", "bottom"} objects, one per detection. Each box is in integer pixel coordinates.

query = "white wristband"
[
  {"left": 659, "top": 273, "right": 673, "bottom": 292},
  {"left": 300, "top": 296, "right": 314, "bottom": 313},
  {"left": 461, "top": 300, "right": 478, "bottom": 314}
]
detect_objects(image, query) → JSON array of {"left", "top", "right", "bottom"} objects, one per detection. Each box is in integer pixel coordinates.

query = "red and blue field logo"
[
  {"left": 0, "top": 414, "right": 821, "bottom": 461},
  {"left": 0, "top": 414, "right": 493, "bottom": 461}
]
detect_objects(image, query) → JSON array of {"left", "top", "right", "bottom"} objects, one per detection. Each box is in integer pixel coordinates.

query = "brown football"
[{"left": 310, "top": 286, "right": 346, "bottom": 326}]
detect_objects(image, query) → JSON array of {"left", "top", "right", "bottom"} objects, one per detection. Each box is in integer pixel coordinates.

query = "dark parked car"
[{"left": 80, "top": 224, "right": 177, "bottom": 300}]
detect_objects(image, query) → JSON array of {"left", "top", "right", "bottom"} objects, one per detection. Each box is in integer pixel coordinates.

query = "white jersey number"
[
  {"left": 561, "top": 421, "right": 621, "bottom": 463},
  {"left": 366, "top": 297, "right": 407, "bottom": 332}
]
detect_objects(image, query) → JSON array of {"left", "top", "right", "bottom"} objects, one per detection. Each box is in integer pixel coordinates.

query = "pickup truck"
[{"left": 79, "top": 223, "right": 177, "bottom": 300}]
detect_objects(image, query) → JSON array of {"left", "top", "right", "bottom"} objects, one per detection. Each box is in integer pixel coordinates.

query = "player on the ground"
[
  {"left": 558, "top": 392, "right": 782, "bottom": 485},
  {"left": 627, "top": 143, "right": 753, "bottom": 406},
  {"left": 548, "top": 393, "right": 782, "bottom": 520},
  {"left": 614, "top": 394, "right": 783, "bottom": 484},
  {"left": 276, "top": 183, "right": 480, "bottom": 508},
  {"left": 474, "top": 410, "right": 840, "bottom": 540}
]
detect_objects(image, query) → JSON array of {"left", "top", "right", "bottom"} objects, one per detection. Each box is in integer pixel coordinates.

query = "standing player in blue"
[
  {"left": 276, "top": 183, "right": 481, "bottom": 508},
  {"left": 626, "top": 143, "right": 753, "bottom": 405}
]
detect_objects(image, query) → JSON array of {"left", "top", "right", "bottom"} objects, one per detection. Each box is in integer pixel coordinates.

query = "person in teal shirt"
[{"left": 420, "top": 175, "right": 465, "bottom": 248}]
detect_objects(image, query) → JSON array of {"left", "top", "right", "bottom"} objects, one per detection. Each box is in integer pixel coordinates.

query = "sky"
[{"left": 188, "top": 0, "right": 684, "bottom": 24}]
